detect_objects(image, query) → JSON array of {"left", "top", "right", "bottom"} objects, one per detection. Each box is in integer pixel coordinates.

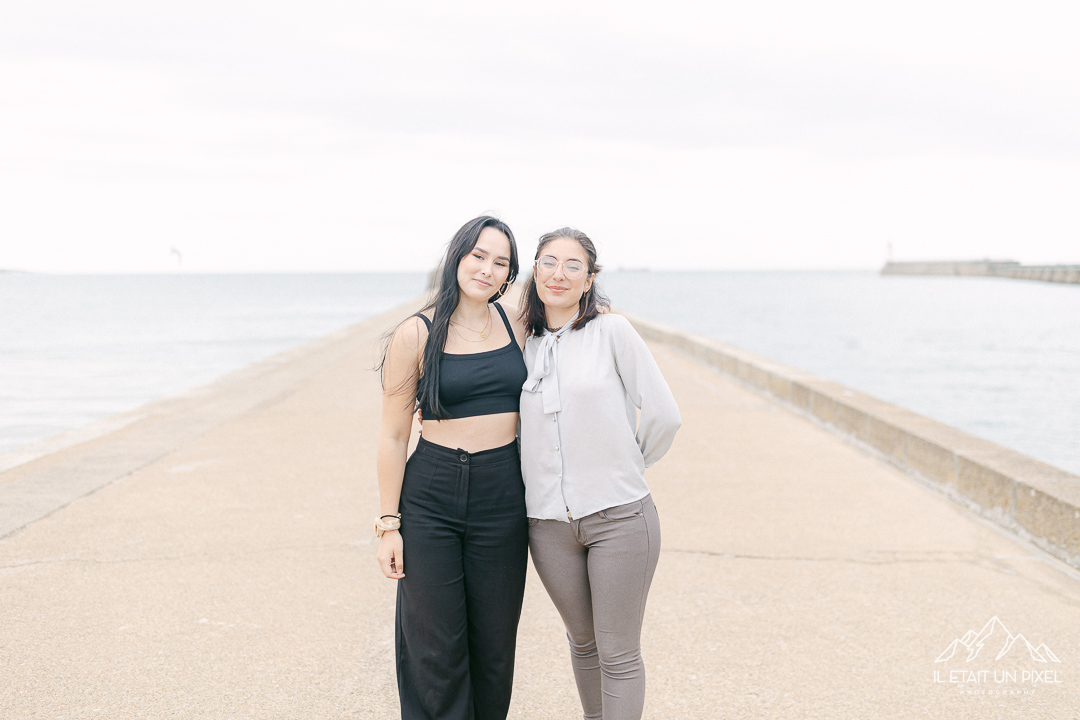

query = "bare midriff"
[{"left": 419, "top": 411, "right": 519, "bottom": 454}]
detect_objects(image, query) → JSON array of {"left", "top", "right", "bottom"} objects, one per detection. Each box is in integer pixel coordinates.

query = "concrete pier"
[
  {"left": 628, "top": 313, "right": 1080, "bottom": 571},
  {"left": 2, "top": 297, "right": 1079, "bottom": 718},
  {"left": 882, "top": 260, "right": 1080, "bottom": 284}
]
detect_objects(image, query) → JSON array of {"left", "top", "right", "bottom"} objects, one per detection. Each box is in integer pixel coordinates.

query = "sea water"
[
  {"left": 2, "top": 270, "right": 1077, "bottom": 476},
  {"left": 0, "top": 272, "right": 426, "bottom": 454},
  {"left": 603, "top": 270, "right": 1080, "bottom": 476}
]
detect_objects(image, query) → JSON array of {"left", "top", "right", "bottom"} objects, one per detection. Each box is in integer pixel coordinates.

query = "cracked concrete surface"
[{"left": 1, "top": 301, "right": 1079, "bottom": 718}]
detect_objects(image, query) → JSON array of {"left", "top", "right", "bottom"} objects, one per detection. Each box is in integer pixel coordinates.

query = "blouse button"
[{"left": 554, "top": 445, "right": 559, "bottom": 451}]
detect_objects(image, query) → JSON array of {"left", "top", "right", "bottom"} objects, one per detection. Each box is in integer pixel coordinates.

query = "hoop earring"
[{"left": 498, "top": 280, "right": 510, "bottom": 296}]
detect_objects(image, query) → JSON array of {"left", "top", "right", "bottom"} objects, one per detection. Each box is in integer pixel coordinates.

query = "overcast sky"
[{"left": 2, "top": 1, "right": 1078, "bottom": 273}]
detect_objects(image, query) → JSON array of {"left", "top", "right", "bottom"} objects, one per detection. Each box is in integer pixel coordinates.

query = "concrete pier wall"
[
  {"left": 627, "top": 312, "right": 1080, "bottom": 569},
  {"left": 882, "top": 260, "right": 1080, "bottom": 284}
]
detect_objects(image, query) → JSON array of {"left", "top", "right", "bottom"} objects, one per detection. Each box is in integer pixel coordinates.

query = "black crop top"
[{"left": 416, "top": 303, "right": 528, "bottom": 419}]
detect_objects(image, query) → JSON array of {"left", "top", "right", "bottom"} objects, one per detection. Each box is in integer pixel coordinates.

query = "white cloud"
[{"left": 1, "top": 0, "right": 1078, "bottom": 271}]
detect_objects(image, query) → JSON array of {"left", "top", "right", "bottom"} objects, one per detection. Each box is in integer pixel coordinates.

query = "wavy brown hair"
[{"left": 520, "top": 227, "right": 609, "bottom": 337}]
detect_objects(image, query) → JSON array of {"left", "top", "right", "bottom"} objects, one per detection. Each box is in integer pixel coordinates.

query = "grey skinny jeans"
[{"left": 528, "top": 495, "right": 661, "bottom": 720}]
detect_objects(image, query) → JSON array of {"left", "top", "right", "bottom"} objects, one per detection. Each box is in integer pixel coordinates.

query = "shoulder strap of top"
[
  {"left": 492, "top": 302, "right": 514, "bottom": 337},
  {"left": 414, "top": 313, "right": 432, "bottom": 329}
]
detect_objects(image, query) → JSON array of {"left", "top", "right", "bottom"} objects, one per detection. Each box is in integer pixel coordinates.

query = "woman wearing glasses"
[
  {"left": 519, "top": 228, "right": 681, "bottom": 720},
  {"left": 376, "top": 216, "right": 529, "bottom": 720}
]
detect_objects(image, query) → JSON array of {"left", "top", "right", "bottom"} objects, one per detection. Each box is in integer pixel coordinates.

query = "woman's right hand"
[{"left": 377, "top": 530, "right": 405, "bottom": 579}]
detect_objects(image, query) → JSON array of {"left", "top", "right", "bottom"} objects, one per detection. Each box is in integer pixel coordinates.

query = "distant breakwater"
[{"left": 882, "top": 260, "right": 1080, "bottom": 284}]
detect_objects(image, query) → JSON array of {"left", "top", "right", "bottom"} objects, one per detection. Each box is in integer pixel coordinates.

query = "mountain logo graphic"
[{"left": 935, "top": 616, "right": 1061, "bottom": 664}]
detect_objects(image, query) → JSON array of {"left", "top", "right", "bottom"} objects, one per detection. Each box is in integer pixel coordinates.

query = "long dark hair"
[
  {"left": 381, "top": 216, "right": 518, "bottom": 420},
  {"left": 521, "top": 227, "right": 608, "bottom": 337}
]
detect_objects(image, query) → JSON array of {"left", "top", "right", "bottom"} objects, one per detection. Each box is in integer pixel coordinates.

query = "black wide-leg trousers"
[{"left": 396, "top": 437, "right": 528, "bottom": 720}]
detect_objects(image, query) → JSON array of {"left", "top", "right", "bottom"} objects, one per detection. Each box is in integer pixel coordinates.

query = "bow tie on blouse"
[{"left": 523, "top": 312, "right": 579, "bottom": 414}]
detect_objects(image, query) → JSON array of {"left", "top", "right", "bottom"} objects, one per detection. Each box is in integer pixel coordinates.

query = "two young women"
[{"left": 376, "top": 217, "right": 681, "bottom": 720}]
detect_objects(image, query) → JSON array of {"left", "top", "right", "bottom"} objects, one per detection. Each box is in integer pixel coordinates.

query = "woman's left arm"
[{"left": 610, "top": 315, "right": 682, "bottom": 467}]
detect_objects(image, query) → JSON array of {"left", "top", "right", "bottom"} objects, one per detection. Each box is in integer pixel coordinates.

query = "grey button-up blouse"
[{"left": 519, "top": 313, "right": 681, "bottom": 521}]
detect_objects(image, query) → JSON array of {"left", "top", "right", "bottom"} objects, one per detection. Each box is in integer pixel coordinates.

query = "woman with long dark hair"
[
  {"left": 519, "top": 227, "right": 681, "bottom": 720},
  {"left": 376, "top": 216, "right": 528, "bottom": 720}
]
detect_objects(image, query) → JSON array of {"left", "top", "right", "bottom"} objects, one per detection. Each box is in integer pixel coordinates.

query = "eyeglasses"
[{"left": 534, "top": 255, "right": 588, "bottom": 280}]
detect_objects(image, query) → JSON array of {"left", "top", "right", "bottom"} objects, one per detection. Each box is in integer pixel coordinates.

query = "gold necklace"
[
  {"left": 450, "top": 325, "right": 489, "bottom": 342},
  {"left": 449, "top": 307, "right": 492, "bottom": 341}
]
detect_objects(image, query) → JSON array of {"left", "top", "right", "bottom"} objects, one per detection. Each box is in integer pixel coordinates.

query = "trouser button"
[{"left": 459, "top": 453, "right": 468, "bottom": 462}]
